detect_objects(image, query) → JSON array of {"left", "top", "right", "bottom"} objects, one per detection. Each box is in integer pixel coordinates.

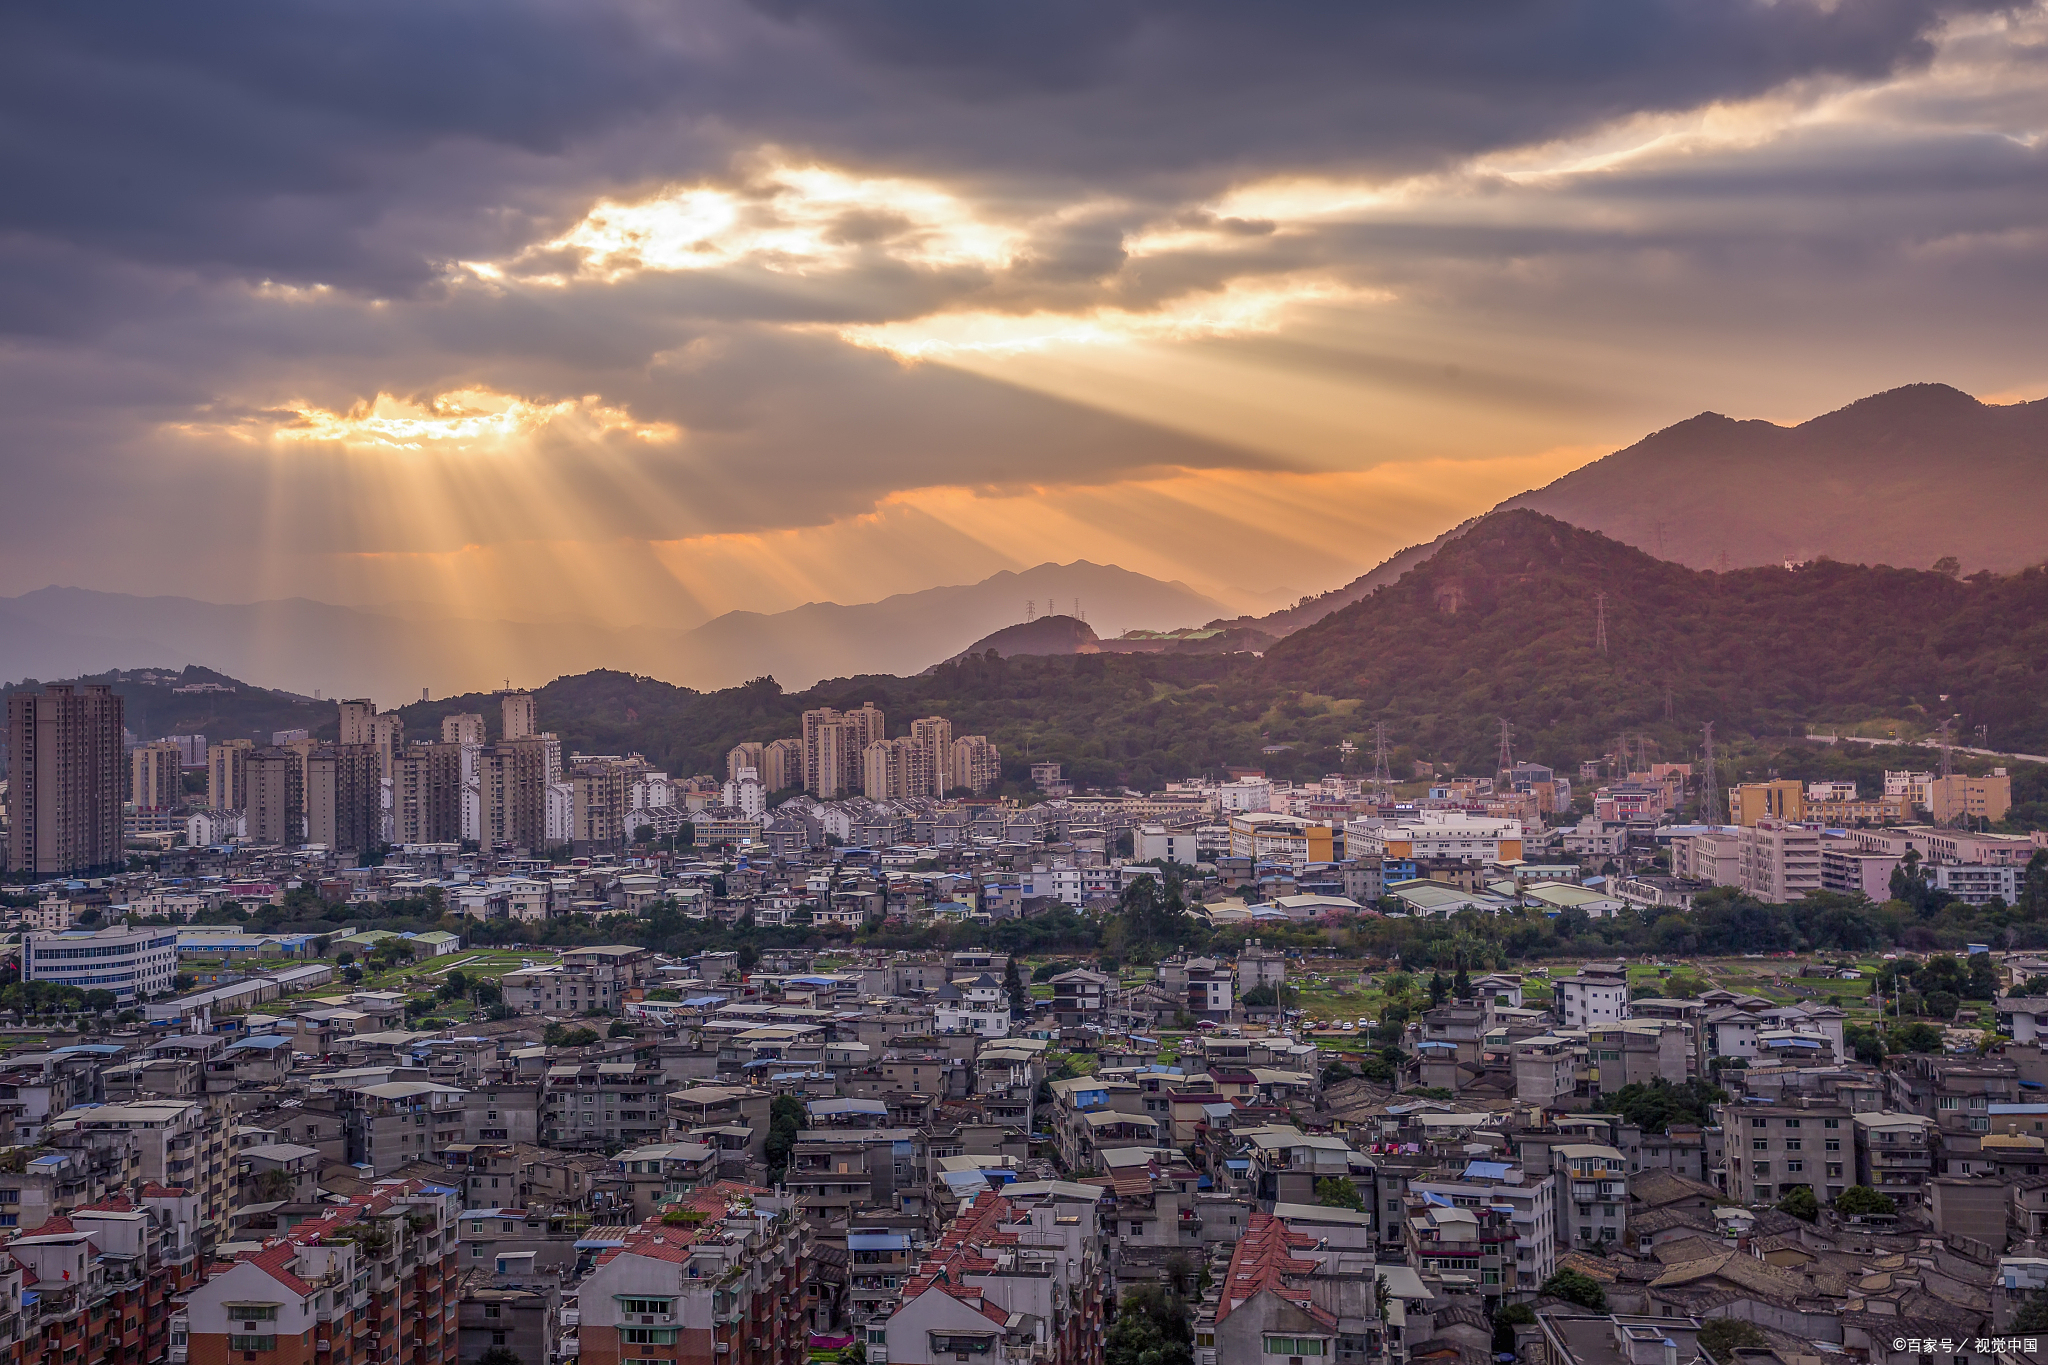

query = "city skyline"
[{"left": 6, "top": 4, "right": 2048, "bottom": 630}]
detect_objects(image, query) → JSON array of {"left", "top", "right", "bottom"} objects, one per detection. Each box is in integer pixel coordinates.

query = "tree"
[
  {"left": 1538, "top": 1268, "right": 1607, "bottom": 1312},
  {"left": 1493, "top": 1303, "right": 1537, "bottom": 1355},
  {"left": 1242, "top": 985, "right": 1280, "bottom": 1008},
  {"left": 1844, "top": 1022, "right": 1885, "bottom": 1066},
  {"left": 608, "top": 1019, "right": 635, "bottom": 1037},
  {"left": 1105, "top": 1285, "right": 1193, "bottom": 1365},
  {"left": 1834, "top": 1185, "right": 1897, "bottom": 1218},
  {"left": 1320, "top": 1061, "right": 1356, "bottom": 1086},
  {"left": 172, "top": 972, "right": 197, "bottom": 992},
  {"left": 2012, "top": 1295, "right": 2048, "bottom": 1335},
  {"left": 1608, "top": 1078, "right": 1728, "bottom": 1134},
  {"left": 335, "top": 950, "right": 355, "bottom": 968},
  {"left": 1888, "top": 1021, "right": 1944, "bottom": 1054},
  {"left": 541, "top": 1023, "right": 600, "bottom": 1048},
  {"left": 1315, "top": 1177, "right": 1366, "bottom": 1212},
  {"left": 634, "top": 824, "right": 656, "bottom": 845},
  {"left": 765, "top": 1094, "right": 805, "bottom": 1184},
  {"left": 82, "top": 989, "right": 117, "bottom": 1013},
  {"left": 1698, "top": 1319, "right": 1769, "bottom": 1364},
  {"left": 1775, "top": 1185, "right": 1819, "bottom": 1223},
  {"left": 1428, "top": 971, "right": 1449, "bottom": 1007},
  {"left": 1003, "top": 954, "right": 1028, "bottom": 1018}
]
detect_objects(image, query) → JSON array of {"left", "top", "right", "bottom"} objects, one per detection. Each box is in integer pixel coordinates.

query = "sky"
[{"left": 6, "top": 1, "right": 2048, "bottom": 629}]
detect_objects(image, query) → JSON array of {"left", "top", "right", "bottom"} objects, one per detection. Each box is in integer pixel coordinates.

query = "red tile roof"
[
  {"left": 242, "top": 1241, "right": 318, "bottom": 1296},
  {"left": 140, "top": 1184, "right": 192, "bottom": 1199},
  {"left": 1214, "top": 1213, "right": 1337, "bottom": 1330}
]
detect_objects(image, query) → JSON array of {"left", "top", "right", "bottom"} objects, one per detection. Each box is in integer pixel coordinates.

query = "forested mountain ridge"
[
  {"left": 1264, "top": 510, "right": 2048, "bottom": 765},
  {"left": 375, "top": 512, "right": 2048, "bottom": 808}
]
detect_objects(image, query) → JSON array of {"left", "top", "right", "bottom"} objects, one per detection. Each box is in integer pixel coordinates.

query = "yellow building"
[
  {"left": 1929, "top": 772, "right": 2013, "bottom": 824},
  {"left": 1227, "top": 812, "right": 1336, "bottom": 865},
  {"left": 1732, "top": 779, "right": 1804, "bottom": 827}
]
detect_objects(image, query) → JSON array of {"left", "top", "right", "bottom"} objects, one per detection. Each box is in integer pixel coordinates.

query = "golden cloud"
[{"left": 175, "top": 386, "right": 680, "bottom": 453}]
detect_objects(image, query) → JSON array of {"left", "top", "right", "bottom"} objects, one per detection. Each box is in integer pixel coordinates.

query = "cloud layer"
[{"left": 4, "top": 0, "right": 2046, "bottom": 633}]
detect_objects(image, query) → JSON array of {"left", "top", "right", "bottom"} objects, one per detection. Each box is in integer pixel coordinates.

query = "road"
[{"left": 1809, "top": 733, "right": 2048, "bottom": 763}]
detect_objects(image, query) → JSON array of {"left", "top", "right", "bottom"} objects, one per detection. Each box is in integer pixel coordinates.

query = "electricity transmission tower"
[
  {"left": 1371, "top": 722, "right": 1393, "bottom": 791},
  {"left": 1700, "top": 722, "right": 1720, "bottom": 824},
  {"left": 1594, "top": 591, "right": 1609, "bottom": 655},
  {"left": 1497, "top": 718, "right": 1515, "bottom": 777},
  {"left": 1664, "top": 683, "right": 1674, "bottom": 720},
  {"left": 1025, "top": 599, "right": 1036, "bottom": 622}
]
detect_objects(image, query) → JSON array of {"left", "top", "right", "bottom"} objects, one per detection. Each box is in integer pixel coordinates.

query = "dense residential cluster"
[{"left": 3, "top": 687, "right": 2048, "bottom": 1365}]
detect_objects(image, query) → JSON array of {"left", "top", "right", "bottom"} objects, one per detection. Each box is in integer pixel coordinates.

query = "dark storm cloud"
[{"left": 0, "top": 0, "right": 2004, "bottom": 306}]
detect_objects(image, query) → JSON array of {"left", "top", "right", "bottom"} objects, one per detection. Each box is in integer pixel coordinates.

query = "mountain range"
[
  {"left": 0, "top": 561, "right": 1221, "bottom": 702},
  {"left": 1218, "top": 382, "right": 2048, "bottom": 638},
  {"left": 372, "top": 512, "right": 2048, "bottom": 804},
  {"left": 6, "top": 381, "right": 2045, "bottom": 702}
]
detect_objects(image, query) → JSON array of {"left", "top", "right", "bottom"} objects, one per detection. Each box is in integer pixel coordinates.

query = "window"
[
  {"left": 1784, "top": 1139, "right": 1801, "bottom": 1151},
  {"left": 1825, "top": 1139, "right": 1841, "bottom": 1152},
  {"left": 1823, "top": 1118, "right": 1840, "bottom": 1129},
  {"left": 228, "top": 1338, "right": 276, "bottom": 1352},
  {"left": 227, "top": 1308, "right": 280, "bottom": 1322},
  {"left": 1749, "top": 1118, "right": 1766, "bottom": 1128},
  {"left": 483, "top": 1306, "right": 500, "bottom": 1319},
  {"left": 619, "top": 1300, "right": 672, "bottom": 1317},
  {"left": 1938, "top": 1097, "right": 1959, "bottom": 1110},
  {"left": 1752, "top": 1139, "right": 1768, "bottom": 1151},
  {"left": 1265, "top": 1338, "right": 1328, "bottom": 1357},
  {"left": 1783, "top": 1119, "right": 1800, "bottom": 1128},
  {"left": 1786, "top": 1161, "right": 1804, "bottom": 1174},
  {"left": 623, "top": 1330, "right": 677, "bottom": 1345}
]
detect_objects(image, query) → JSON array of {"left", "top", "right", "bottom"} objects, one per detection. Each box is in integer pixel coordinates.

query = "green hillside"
[
  {"left": 1262, "top": 510, "right": 2048, "bottom": 767},
  {"left": 370, "top": 512, "right": 2048, "bottom": 825}
]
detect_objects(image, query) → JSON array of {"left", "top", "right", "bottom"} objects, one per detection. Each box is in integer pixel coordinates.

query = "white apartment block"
[
  {"left": 1737, "top": 818, "right": 1822, "bottom": 901},
  {"left": 24, "top": 925, "right": 180, "bottom": 1003}
]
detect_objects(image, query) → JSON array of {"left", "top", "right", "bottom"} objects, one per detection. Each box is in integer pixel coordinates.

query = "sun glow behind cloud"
[
  {"left": 835, "top": 276, "right": 1385, "bottom": 358},
  {"left": 501, "top": 159, "right": 1031, "bottom": 283},
  {"left": 179, "top": 387, "right": 680, "bottom": 453}
]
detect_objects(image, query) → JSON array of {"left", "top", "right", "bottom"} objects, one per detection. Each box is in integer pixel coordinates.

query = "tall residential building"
[
  {"left": 815, "top": 718, "right": 852, "bottom": 799},
  {"left": 862, "top": 739, "right": 902, "bottom": 801},
  {"left": 804, "top": 703, "right": 885, "bottom": 797},
  {"left": 307, "top": 743, "right": 383, "bottom": 852},
  {"left": 762, "top": 737, "right": 803, "bottom": 792},
  {"left": 338, "top": 698, "right": 377, "bottom": 744},
  {"left": 130, "top": 740, "right": 185, "bottom": 810},
  {"left": 480, "top": 736, "right": 552, "bottom": 850},
  {"left": 909, "top": 715, "right": 952, "bottom": 797},
  {"left": 1737, "top": 817, "right": 1823, "bottom": 901},
  {"left": 6, "top": 683, "right": 125, "bottom": 877},
  {"left": 441, "top": 711, "right": 487, "bottom": 744},
  {"left": 206, "top": 738, "right": 254, "bottom": 810},
  {"left": 502, "top": 689, "right": 538, "bottom": 740},
  {"left": 394, "top": 741, "right": 465, "bottom": 844},
  {"left": 572, "top": 756, "right": 651, "bottom": 847},
  {"left": 244, "top": 745, "right": 306, "bottom": 845},
  {"left": 951, "top": 734, "right": 1002, "bottom": 796},
  {"left": 726, "top": 741, "right": 765, "bottom": 780},
  {"left": 338, "top": 698, "right": 404, "bottom": 777}
]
